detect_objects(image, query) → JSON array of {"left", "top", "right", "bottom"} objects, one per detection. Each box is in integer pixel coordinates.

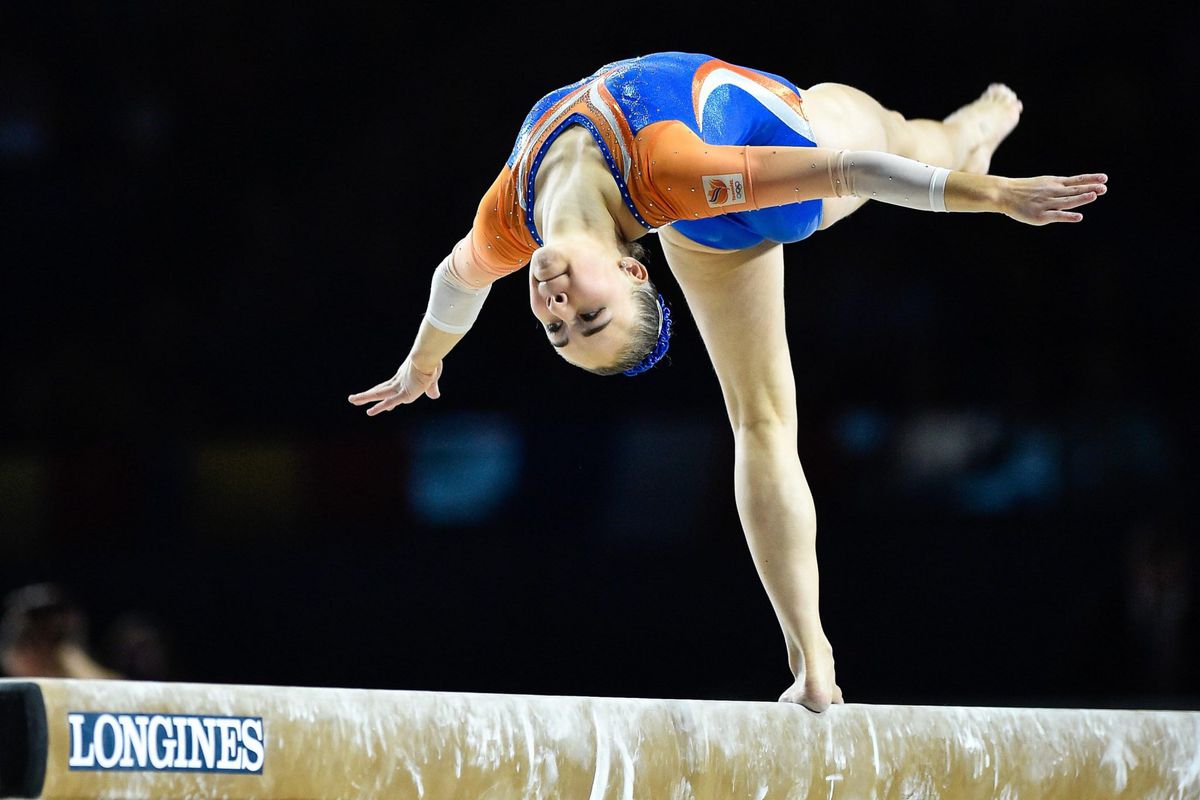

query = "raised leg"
[{"left": 802, "top": 82, "right": 1023, "bottom": 228}]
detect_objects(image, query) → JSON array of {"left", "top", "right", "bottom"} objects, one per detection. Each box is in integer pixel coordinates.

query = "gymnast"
[{"left": 347, "top": 52, "right": 1106, "bottom": 712}]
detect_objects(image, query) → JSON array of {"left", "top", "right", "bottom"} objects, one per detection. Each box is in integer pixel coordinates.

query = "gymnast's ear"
[{"left": 619, "top": 258, "right": 648, "bottom": 282}]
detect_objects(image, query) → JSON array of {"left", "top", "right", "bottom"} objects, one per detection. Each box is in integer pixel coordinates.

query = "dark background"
[{"left": 2, "top": 2, "right": 1197, "bottom": 708}]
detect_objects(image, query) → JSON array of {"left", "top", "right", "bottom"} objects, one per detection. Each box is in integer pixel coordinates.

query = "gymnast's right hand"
[{"left": 347, "top": 355, "right": 443, "bottom": 415}]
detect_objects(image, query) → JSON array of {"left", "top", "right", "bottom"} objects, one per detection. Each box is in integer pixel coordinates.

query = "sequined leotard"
[{"left": 450, "top": 52, "right": 827, "bottom": 286}]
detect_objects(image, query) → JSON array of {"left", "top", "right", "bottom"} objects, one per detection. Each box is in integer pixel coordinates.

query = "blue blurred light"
[
  {"left": 835, "top": 408, "right": 890, "bottom": 456},
  {"left": 954, "top": 429, "right": 1062, "bottom": 514},
  {"left": 408, "top": 413, "right": 523, "bottom": 526},
  {"left": 0, "top": 115, "right": 46, "bottom": 159}
]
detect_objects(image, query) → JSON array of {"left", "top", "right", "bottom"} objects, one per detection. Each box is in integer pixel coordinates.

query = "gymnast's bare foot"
[
  {"left": 779, "top": 637, "right": 844, "bottom": 712},
  {"left": 944, "top": 83, "right": 1023, "bottom": 175}
]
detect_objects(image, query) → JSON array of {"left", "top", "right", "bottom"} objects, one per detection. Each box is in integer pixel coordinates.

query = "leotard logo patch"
[{"left": 703, "top": 173, "right": 745, "bottom": 208}]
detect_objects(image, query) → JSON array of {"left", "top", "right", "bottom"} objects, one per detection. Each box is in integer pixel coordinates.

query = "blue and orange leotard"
[{"left": 449, "top": 52, "right": 835, "bottom": 287}]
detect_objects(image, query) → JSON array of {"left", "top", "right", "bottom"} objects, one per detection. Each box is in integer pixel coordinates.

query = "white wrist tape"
[
  {"left": 424, "top": 256, "right": 491, "bottom": 334},
  {"left": 833, "top": 150, "right": 951, "bottom": 212}
]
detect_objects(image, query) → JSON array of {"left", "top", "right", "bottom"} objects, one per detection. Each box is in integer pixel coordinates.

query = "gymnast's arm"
[
  {"left": 347, "top": 233, "right": 507, "bottom": 416},
  {"left": 349, "top": 167, "right": 534, "bottom": 415},
  {"left": 640, "top": 121, "right": 1107, "bottom": 225}
]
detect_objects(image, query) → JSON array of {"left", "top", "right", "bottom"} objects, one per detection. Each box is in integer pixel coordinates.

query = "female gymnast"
[{"left": 347, "top": 52, "right": 1107, "bottom": 712}]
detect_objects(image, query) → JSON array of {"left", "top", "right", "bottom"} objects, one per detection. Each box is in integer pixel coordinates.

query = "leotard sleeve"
[
  {"left": 443, "top": 166, "right": 538, "bottom": 289},
  {"left": 633, "top": 120, "right": 947, "bottom": 224}
]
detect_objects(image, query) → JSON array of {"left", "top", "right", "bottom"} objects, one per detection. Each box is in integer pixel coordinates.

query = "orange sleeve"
[
  {"left": 633, "top": 120, "right": 843, "bottom": 226},
  {"left": 444, "top": 166, "right": 537, "bottom": 289}
]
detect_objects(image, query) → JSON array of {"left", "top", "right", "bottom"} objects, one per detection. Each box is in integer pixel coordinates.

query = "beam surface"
[{"left": 1, "top": 679, "right": 1198, "bottom": 799}]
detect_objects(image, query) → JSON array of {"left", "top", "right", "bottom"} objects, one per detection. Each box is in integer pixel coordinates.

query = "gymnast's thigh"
[
  {"left": 802, "top": 83, "right": 899, "bottom": 229},
  {"left": 658, "top": 226, "right": 797, "bottom": 429},
  {"left": 802, "top": 82, "right": 893, "bottom": 152}
]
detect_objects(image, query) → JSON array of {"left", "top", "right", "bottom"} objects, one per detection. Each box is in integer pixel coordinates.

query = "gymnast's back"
[{"left": 512, "top": 52, "right": 812, "bottom": 152}]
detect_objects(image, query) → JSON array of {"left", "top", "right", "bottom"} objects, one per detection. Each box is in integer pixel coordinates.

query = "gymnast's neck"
[{"left": 533, "top": 125, "right": 648, "bottom": 247}]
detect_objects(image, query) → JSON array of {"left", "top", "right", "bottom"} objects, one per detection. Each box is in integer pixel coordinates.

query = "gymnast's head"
[{"left": 528, "top": 236, "right": 672, "bottom": 376}]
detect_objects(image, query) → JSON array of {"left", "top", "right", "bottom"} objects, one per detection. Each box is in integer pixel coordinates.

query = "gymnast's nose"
[
  {"left": 538, "top": 275, "right": 573, "bottom": 312},
  {"left": 546, "top": 290, "right": 575, "bottom": 319}
]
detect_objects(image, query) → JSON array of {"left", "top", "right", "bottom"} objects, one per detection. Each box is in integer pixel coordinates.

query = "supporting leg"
[{"left": 658, "top": 226, "right": 842, "bottom": 711}]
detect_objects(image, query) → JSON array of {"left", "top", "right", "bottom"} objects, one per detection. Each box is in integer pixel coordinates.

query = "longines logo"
[{"left": 67, "top": 712, "right": 265, "bottom": 773}]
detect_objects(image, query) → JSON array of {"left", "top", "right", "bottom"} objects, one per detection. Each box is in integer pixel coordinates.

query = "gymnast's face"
[{"left": 528, "top": 240, "right": 649, "bottom": 370}]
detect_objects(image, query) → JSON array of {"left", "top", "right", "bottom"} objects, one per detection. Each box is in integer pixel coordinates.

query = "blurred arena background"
[{"left": 1, "top": 3, "right": 1196, "bottom": 707}]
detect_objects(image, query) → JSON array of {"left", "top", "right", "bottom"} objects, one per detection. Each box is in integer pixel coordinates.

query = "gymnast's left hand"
[
  {"left": 1001, "top": 173, "right": 1108, "bottom": 225},
  {"left": 347, "top": 356, "right": 443, "bottom": 416}
]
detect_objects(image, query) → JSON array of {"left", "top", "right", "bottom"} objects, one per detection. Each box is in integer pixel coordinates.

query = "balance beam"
[{"left": 1, "top": 679, "right": 1197, "bottom": 799}]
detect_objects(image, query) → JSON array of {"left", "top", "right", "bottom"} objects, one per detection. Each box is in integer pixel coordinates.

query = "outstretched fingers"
[
  {"left": 1056, "top": 184, "right": 1106, "bottom": 199},
  {"left": 1041, "top": 174, "right": 1108, "bottom": 224},
  {"left": 348, "top": 374, "right": 408, "bottom": 415},
  {"left": 1062, "top": 173, "right": 1108, "bottom": 187},
  {"left": 1055, "top": 191, "right": 1100, "bottom": 210},
  {"left": 1006, "top": 173, "right": 1108, "bottom": 225},
  {"left": 1043, "top": 210, "right": 1085, "bottom": 223},
  {"left": 365, "top": 392, "right": 406, "bottom": 416},
  {"left": 348, "top": 381, "right": 397, "bottom": 406},
  {"left": 349, "top": 358, "right": 443, "bottom": 415}
]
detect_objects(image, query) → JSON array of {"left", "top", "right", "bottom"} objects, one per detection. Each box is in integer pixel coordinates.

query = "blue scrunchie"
[{"left": 623, "top": 293, "right": 673, "bottom": 377}]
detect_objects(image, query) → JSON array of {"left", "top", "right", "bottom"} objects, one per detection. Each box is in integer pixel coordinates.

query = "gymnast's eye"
[
  {"left": 582, "top": 309, "right": 603, "bottom": 322},
  {"left": 546, "top": 322, "right": 562, "bottom": 333}
]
